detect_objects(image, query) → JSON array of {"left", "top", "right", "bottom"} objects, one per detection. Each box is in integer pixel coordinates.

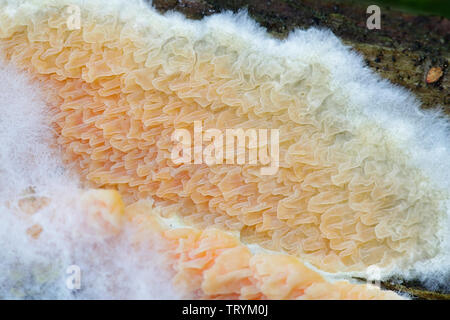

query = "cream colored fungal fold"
[
  {"left": 0, "top": 0, "right": 448, "bottom": 281},
  {"left": 9, "top": 187, "right": 402, "bottom": 299},
  {"left": 124, "top": 198, "right": 403, "bottom": 300}
]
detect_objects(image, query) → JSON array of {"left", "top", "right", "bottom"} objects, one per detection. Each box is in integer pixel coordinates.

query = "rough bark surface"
[{"left": 150, "top": 0, "right": 449, "bottom": 299}]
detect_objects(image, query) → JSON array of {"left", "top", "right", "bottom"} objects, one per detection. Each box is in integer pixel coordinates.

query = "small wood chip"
[{"left": 426, "top": 67, "right": 443, "bottom": 84}]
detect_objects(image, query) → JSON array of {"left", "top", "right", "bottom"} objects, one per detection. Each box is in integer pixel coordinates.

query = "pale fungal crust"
[
  {"left": 81, "top": 189, "right": 125, "bottom": 235},
  {"left": 11, "top": 188, "right": 402, "bottom": 299},
  {"left": 0, "top": 0, "right": 448, "bottom": 275},
  {"left": 7, "top": 188, "right": 127, "bottom": 240},
  {"left": 125, "top": 199, "right": 403, "bottom": 300}
]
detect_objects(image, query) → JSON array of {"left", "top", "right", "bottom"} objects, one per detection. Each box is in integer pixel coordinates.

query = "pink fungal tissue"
[{"left": 0, "top": 0, "right": 448, "bottom": 300}]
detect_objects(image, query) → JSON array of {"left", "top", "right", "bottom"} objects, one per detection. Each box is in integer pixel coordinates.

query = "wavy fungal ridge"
[
  {"left": 11, "top": 188, "right": 402, "bottom": 299},
  {"left": 0, "top": 0, "right": 445, "bottom": 272},
  {"left": 128, "top": 199, "right": 403, "bottom": 300}
]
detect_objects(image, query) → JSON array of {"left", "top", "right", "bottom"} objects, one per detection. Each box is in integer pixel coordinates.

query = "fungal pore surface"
[{"left": 0, "top": 0, "right": 448, "bottom": 299}]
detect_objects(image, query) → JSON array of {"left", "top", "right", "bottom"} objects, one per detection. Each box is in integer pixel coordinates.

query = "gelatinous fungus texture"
[
  {"left": 0, "top": 0, "right": 445, "bottom": 273},
  {"left": 127, "top": 198, "right": 403, "bottom": 300},
  {"left": 12, "top": 188, "right": 402, "bottom": 299}
]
